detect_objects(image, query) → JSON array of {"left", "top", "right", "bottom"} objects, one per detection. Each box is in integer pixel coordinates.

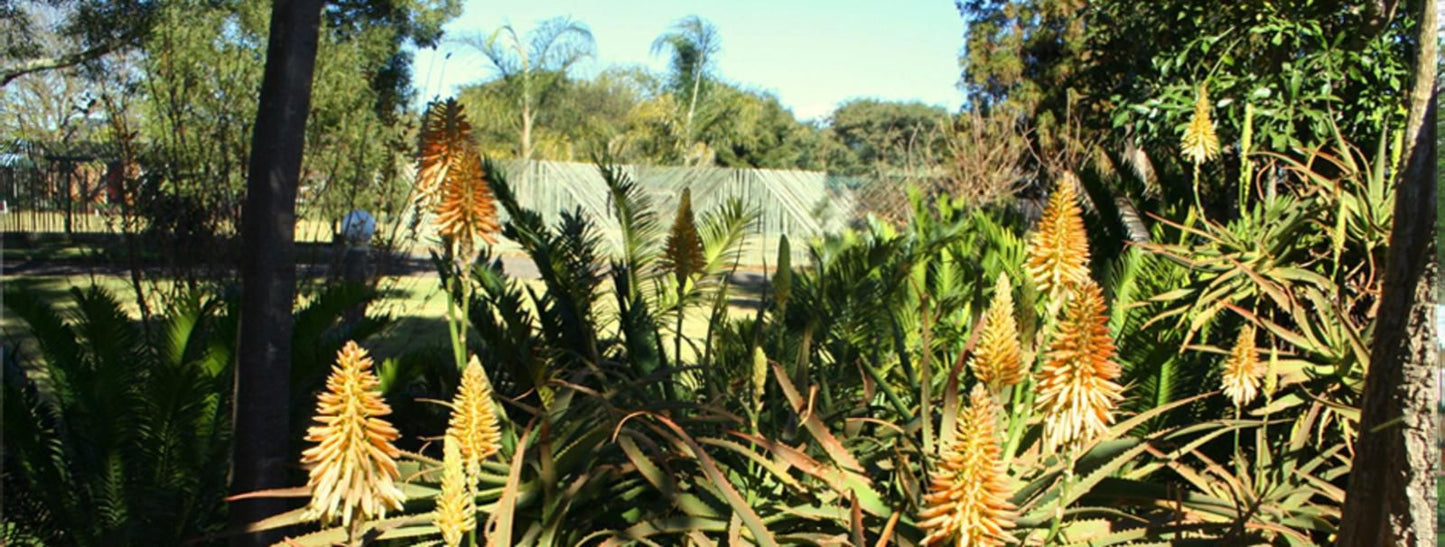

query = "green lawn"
[{"left": 3, "top": 273, "right": 758, "bottom": 364}]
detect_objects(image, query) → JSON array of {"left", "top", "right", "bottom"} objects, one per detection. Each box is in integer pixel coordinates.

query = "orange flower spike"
[
  {"left": 920, "top": 384, "right": 1017, "bottom": 546},
  {"left": 418, "top": 99, "right": 501, "bottom": 265},
  {"left": 1034, "top": 280, "right": 1125, "bottom": 453},
  {"left": 1025, "top": 175, "right": 1091, "bottom": 302}
]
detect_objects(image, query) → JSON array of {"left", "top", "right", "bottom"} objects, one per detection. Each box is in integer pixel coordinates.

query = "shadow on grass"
[{"left": 3, "top": 231, "right": 443, "bottom": 277}]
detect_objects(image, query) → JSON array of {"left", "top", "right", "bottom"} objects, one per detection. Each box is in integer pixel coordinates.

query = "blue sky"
[{"left": 411, "top": 0, "right": 966, "bottom": 122}]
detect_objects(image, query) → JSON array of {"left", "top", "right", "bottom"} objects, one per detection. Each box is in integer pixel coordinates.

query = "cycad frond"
[
  {"left": 1025, "top": 175, "right": 1092, "bottom": 302},
  {"left": 699, "top": 197, "right": 758, "bottom": 278},
  {"left": 601, "top": 162, "right": 663, "bottom": 280},
  {"left": 300, "top": 341, "right": 406, "bottom": 528},
  {"left": 920, "top": 384, "right": 1016, "bottom": 546},
  {"left": 1035, "top": 280, "right": 1124, "bottom": 453}
]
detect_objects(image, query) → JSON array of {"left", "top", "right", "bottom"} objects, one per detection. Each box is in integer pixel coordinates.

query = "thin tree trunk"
[
  {"left": 521, "top": 100, "right": 533, "bottom": 162},
  {"left": 1336, "top": 0, "right": 1437, "bottom": 543},
  {"left": 228, "top": 0, "right": 324, "bottom": 544},
  {"left": 685, "top": 65, "right": 702, "bottom": 151}
]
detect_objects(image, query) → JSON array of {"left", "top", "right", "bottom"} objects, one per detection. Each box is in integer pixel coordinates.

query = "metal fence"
[
  {"left": 488, "top": 159, "right": 860, "bottom": 265},
  {"left": 0, "top": 142, "right": 123, "bottom": 233},
  {"left": 3, "top": 156, "right": 877, "bottom": 266}
]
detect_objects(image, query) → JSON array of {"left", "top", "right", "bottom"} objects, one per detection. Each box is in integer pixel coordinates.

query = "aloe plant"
[{"left": 234, "top": 111, "right": 1382, "bottom": 545}]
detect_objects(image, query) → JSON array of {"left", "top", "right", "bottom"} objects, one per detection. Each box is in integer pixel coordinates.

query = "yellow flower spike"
[
  {"left": 971, "top": 272, "right": 1025, "bottom": 391},
  {"left": 446, "top": 356, "right": 503, "bottom": 479},
  {"left": 920, "top": 384, "right": 1017, "bottom": 546},
  {"left": 1025, "top": 174, "right": 1092, "bottom": 303},
  {"left": 1181, "top": 84, "right": 1221, "bottom": 165},
  {"left": 434, "top": 435, "right": 476, "bottom": 547},
  {"left": 1222, "top": 325, "right": 1265, "bottom": 408},
  {"left": 1034, "top": 280, "right": 1125, "bottom": 454},
  {"left": 300, "top": 341, "right": 407, "bottom": 528},
  {"left": 662, "top": 187, "right": 706, "bottom": 284},
  {"left": 751, "top": 345, "right": 768, "bottom": 416}
]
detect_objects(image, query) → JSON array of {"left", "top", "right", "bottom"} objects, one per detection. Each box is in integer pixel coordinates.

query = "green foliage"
[
  {"left": 957, "top": 0, "right": 1417, "bottom": 218},
  {"left": 5, "top": 2, "right": 1412, "bottom": 543},
  {"left": 823, "top": 99, "right": 949, "bottom": 176},
  {"left": 1096, "top": 2, "right": 1414, "bottom": 157},
  {"left": 2, "top": 286, "right": 232, "bottom": 546},
  {"left": 0, "top": 279, "right": 392, "bottom": 545}
]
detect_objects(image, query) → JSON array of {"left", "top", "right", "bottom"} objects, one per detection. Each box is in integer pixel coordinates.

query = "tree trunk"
[
  {"left": 228, "top": 0, "right": 324, "bottom": 545},
  {"left": 685, "top": 65, "right": 702, "bottom": 151},
  {"left": 1336, "top": 0, "right": 1437, "bottom": 544},
  {"left": 521, "top": 100, "right": 533, "bottom": 162}
]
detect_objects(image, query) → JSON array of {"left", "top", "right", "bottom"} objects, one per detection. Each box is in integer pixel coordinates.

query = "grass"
[
  {"left": 3, "top": 272, "right": 759, "bottom": 366},
  {"left": 4, "top": 212, "right": 803, "bottom": 268},
  {"left": 2, "top": 238, "right": 102, "bottom": 262}
]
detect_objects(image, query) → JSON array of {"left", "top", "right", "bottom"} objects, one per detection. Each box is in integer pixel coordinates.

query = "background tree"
[
  {"left": 458, "top": 65, "right": 654, "bottom": 162},
  {"left": 824, "top": 99, "right": 949, "bottom": 176},
  {"left": 955, "top": 0, "right": 1418, "bottom": 216},
  {"left": 651, "top": 15, "right": 720, "bottom": 159},
  {"left": 954, "top": 0, "right": 1084, "bottom": 117},
  {"left": 0, "top": 0, "right": 158, "bottom": 86},
  {"left": 696, "top": 85, "right": 825, "bottom": 170},
  {"left": 459, "top": 16, "right": 596, "bottom": 162},
  {"left": 0, "top": 4, "right": 107, "bottom": 144}
]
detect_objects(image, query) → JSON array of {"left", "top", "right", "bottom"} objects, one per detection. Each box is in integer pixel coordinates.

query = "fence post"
[{"left": 63, "top": 162, "right": 74, "bottom": 235}]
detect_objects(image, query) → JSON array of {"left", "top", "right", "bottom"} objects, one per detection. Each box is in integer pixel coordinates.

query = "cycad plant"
[{"left": 2, "top": 286, "right": 233, "bottom": 546}]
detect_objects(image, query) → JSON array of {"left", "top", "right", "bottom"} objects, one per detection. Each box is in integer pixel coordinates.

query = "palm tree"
[
  {"left": 651, "top": 15, "right": 720, "bottom": 153},
  {"left": 460, "top": 17, "right": 596, "bottom": 162}
]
